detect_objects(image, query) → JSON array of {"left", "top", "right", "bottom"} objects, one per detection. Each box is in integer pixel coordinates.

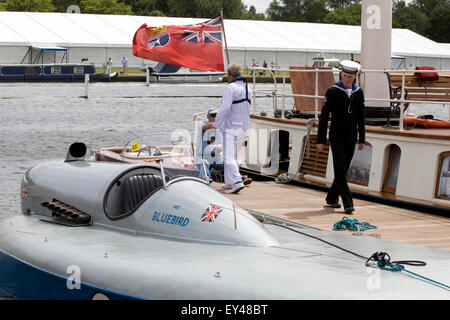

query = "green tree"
[
  {"left": 427, "top": 1, "right": 450, "bottom": 42},
  {"left": 323, "top": 3, "right": 360, "bottom": 25},
  {"left": 4, "top": 0, "right": 55, "bottom": 12},
  {"left": 241, "top": 5, "right": 266, "bottom": 20},
  {"left": 121, "top": 0, "right": 159, "bottom": 16},
  {"left": 148, "top": 9, "right": 166, "bottom": 16},
  {"left": 326, "top": 0, "right": 359, "bottom": 9},
  {"left": 267, "top": 0, "right": 328, "bottom": 23},
  {"left": 164, "top": 0, "right": 245, "bottom": 19},
  {"left": 53, "top": 0, "right": 80, "bottom": 12},
  {"left": 411, "top": 0, "right": 445, "bottom": 14},
  {"left": 392, "top": 1, "right": 429, "bottom": 36},
  {"left": 154, "top": 0, "right": 169, "bottom": 15},
  {"left": 80, "top": 0, "right": 133, "bottom": 15}
]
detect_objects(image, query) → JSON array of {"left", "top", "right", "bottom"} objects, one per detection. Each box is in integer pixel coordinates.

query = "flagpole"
[{"left": 220, "top": 8, "right": 230, "bottom": 66}]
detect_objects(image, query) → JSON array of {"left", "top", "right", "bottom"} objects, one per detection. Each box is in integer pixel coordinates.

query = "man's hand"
[
  {"left": 358, "top": 143, "right": 364, "bottom": 151},
  {"left": 317, "top": 144, "right": 325, "bottom": 152}
]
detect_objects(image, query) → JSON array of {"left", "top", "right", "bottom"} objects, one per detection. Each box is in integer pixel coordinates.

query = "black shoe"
[
  {"left": 324, "top": 202, "right": 341, "bottom": 209},
  {"left": 344, "top": 207, "right": 355, "bottom": 214},
  {"left": 242, "top": 177, "right": 252, "bottom": 186}
]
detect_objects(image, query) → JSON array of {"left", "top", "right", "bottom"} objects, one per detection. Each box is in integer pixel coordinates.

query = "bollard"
[
  {"left": 84, "top": 74, "right": 89, "bottom": 98},
  {"left": 146, "top": 67, "right": 150, "bottom": 86}
]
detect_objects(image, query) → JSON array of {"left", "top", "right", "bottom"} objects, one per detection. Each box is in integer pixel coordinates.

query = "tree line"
[{"left": 0, "top": 0, "right": 448, "bottom": 42}]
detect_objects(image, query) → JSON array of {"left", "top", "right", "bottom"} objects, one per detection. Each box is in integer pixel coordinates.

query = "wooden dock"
[{"left": 212, "top": 181, "right": 450, "bottom": 252}]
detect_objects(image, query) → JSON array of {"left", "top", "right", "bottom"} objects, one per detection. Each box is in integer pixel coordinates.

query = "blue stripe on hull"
[{"left": 0, "top": 249, "right": 142, "bottom": 300}]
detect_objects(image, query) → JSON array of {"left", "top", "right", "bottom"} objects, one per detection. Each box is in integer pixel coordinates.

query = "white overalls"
[{"left": 213, "top": 77, "right": 252, "bottom": 185}]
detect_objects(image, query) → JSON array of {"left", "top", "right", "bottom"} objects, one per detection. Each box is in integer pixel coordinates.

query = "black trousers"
[{"left": 326, "top": 136, "right": 356, "bottom": 209}]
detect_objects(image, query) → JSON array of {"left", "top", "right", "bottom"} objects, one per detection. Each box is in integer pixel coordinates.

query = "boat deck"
[
  {"left": 251, "top": 115, "right": 450, "bottom": 140},
  {"left": 212, "top": 181, "right": 450, "bottom": 252}
]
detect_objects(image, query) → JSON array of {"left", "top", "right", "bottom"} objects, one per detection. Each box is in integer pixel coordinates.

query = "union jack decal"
[
  {"left": 181, "top": 17, "right": 222, "bottom": 44},
  {"left": 201, "top": 204, "right": 223, "bottom": 223}
]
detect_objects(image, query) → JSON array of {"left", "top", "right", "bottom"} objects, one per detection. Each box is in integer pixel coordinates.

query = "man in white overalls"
[{"left": 213, "top": 64, "right": 252, "bottom": 194}]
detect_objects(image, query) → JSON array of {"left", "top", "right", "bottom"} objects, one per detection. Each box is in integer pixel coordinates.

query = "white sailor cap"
[
  {"left": 339, "top": 60, "right": 361, "bottom": 74},
  {"left": 208, "top": 108, "right": 217, "bottom": 116}
]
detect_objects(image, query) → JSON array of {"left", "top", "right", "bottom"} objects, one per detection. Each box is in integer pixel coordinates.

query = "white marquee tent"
[{"left": 0, "top": 11, "right": 449, "bottom": 70}]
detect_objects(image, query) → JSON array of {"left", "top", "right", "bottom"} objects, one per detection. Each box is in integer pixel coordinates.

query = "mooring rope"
[{"left": 332, "top": 216, "right": 378, "bottom": 232}]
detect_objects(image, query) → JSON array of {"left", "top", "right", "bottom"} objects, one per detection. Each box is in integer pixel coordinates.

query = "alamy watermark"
[{"left": 66, "top": 264, "right": 81, "bottom": 290}]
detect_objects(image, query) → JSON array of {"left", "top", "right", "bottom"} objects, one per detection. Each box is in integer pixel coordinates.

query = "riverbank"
[
  {"left": 112, "top": 73, "right": 292, "bottom": 83},
  {"left": 103, "top": 67, "right": 291, "bottom": 83}
]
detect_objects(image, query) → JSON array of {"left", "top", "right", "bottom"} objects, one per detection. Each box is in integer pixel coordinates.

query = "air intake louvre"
[{"left": 40, "top": 200, "right": 91, "bottom": 226}]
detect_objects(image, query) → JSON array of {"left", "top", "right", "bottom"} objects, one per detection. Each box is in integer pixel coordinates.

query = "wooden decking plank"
[{"left": 212, "top": 181, "right": 450, "bottom": 251}]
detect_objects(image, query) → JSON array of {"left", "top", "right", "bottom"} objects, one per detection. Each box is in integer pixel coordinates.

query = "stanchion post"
[
  {"left": 399, "top": 69, "right": 405, "bottom": 132},
  {"left": 84, "top": 74, "right": 89, "bottom": 99},
  {"left": 315, "top": 68, "right": 319, "bottom": 120}
]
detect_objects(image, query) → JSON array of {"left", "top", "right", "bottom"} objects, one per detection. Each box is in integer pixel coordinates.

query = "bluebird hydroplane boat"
[{"left": 0, "top": 142, "right": 449, "bottom": 299}]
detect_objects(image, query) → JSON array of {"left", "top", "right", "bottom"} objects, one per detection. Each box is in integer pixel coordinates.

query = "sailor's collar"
[{"left": 333, "top": 80, "right": 360, "bottom": 95}]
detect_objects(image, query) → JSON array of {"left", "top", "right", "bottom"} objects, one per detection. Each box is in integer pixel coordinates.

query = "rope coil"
[{"left": 333, "top": 216, "right": 378, "bottom": 232}]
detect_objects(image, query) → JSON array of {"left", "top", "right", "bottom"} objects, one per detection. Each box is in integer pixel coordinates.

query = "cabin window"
[
  {"left": 50, "top": 67, "right": 61, "bottom": 74},
  {"left": 382, "top": 145, "right": 401, "bottom": 194},
  {"left": 436, "top": 152, "right": 450, "bottom": 200},
  {"left": 74, "top": 67, "right": 84, "bottom": 74},
  {"left": 347, "top": 143, "right": 372, "bottom": 186},
  {"left": 25, "top": 66, "right": 39, "bottom": 76}
]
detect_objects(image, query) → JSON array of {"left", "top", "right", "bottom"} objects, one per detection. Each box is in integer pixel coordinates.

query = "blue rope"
[
  {"left": 402, "top": 268, "right": 450, "bottom": 290},
  {"left": 333, "top": 216, "right": 378, "bottom": 232},
  {"left": 368, "top": 252, "right": 450, "bottom": 290},
  {"left": 377, "top": 262, "right": 404, "bottom": 272},
  {"left": 378, "top": 263, "right": 450, "bottom": 290}
]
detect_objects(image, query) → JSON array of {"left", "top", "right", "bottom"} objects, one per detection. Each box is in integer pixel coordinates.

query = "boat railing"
[{"left": 250, "top": 67, "right": 450, "bottom": 132}]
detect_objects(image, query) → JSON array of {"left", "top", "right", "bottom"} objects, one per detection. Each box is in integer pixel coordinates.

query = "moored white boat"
[
  {"left": 144, "top": 62, "right": 225, "bottom": 83},
  {"left": 240, "top": 0, "right": 450, "bottom": 216}
]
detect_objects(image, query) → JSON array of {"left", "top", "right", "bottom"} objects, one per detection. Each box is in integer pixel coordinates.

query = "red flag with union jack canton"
[{"left": 132, "top": 17, "right": 224, "bottom": 72}]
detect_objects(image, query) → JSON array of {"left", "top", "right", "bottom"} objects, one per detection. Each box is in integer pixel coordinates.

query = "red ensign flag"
[{"left": 132, "top": 17, "right": 225, "bottom": 72}]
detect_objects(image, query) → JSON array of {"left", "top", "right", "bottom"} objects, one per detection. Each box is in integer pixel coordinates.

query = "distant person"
[
  {"left": 316, "top": 60, "right": 365, "bottom": 215},
  {"left": 106, "top": 57, "right": 112, "bottom": 74},
  {"left": 271, "top": 61, "right": 275, "bottom": 70},
  {"left": 262, "top": 60, "right": 268, "bottom": 76},
  {"left": 213, "top": 64, "right": 252, "bottom": 194},
  {"left": 122, "top": 56, "right": 129, "bottom": 76},
  {"left": 251, "top": 59, "right": 257, "bottom": 76}
]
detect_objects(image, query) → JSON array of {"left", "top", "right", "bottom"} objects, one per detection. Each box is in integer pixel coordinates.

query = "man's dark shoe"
[
  {"left": 324, "top": 202, "right": 341, "bottom": 209},
  {"left": 344, "top": 207, "right": 355, "bottom": 214},
  {"left": 242, "top": 176, "right": 253, "bottom": 186}
]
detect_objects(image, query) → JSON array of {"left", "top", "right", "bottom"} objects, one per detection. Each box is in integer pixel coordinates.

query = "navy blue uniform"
[{"left": 317, "top": 81, "right": 365, "bottom": 209}]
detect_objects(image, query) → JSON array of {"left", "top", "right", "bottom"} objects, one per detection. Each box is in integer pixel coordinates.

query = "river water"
[
  {"left": 0, "top": 82, "right": 280, "bottom": 222},
  {"left": 0, "top": 81, "right": 447, "bottom": 222}
]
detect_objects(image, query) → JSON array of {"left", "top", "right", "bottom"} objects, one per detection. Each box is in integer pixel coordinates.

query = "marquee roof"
[{"left": 0, "top": 11, "right": 449, "bottom": 58}]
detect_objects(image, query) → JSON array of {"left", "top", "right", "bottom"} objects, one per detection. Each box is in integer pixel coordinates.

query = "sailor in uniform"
[
  {"left": 213, "top": 64, "right": 252, "bottom": 194},
  {"left": 317, "top": 60, "right": 365, "bottom": 214}
]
